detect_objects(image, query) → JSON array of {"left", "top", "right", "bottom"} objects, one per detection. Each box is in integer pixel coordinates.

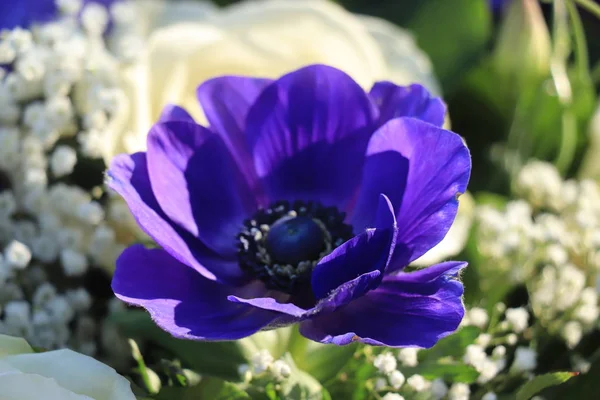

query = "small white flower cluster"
[
  {"left": 475, "top": 160, "right": 600, "bottom": 349},
  {"left": 423, "top": 304, "right": 544, "bottom": 398},
  {"left": 371, "top": 349, "right": 470, "bottom": 400},
  {"left": 463, "top": 343, "right": 507, "bottom": 384},
  {"left": 238, "top": 349, "right": 292, "bottom": 383},
  {"left": 0, "top": 276, "right": 95, "bottom": 353},
  {"left": 0, "top": 0, "right": 142, "bottom": 357}
]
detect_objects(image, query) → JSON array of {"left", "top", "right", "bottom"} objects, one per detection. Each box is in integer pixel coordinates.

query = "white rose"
[
  {"left": 107, "top": 0, "right": 440, "bottom": 162},
  {"left": 0, "top": 334, "right": 136, "bottom": 400}
]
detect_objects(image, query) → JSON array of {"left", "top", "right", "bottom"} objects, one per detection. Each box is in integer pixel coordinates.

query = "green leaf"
[
  {"left": 474, "top": 192, "right": 509, "bottom": 209},
  {"left": 340, "top": 0, "right": 491, "bottom": 92},
  {"left": 301, "top": 342, "right": 357, "bottom": 383},
  {"left": 403, "top": 0, "right": 491, "bottom": 91},
  {"left": 109, "top": 311, "right": 246, "bottom": 380},
  {"left": 420, "top": 327, "right": 479, "bottom": 361},
  {"left": 544, "top": 348, "right": 600, "bottom": 399},
  {"left": 516, "top": 372, "right": 578, "bottom": 400},
  {"left": 156, "top": 378, "right": 250, "bottom": 400},
  {"left": 404, "top": 362, "right": 479, "bottom": 384},
  {"left": 508, "top": 70, "right": 595, "bottom": 175}
]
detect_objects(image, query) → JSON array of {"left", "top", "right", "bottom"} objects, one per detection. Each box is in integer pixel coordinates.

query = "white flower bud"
[
  {"left": 81, "top": 2, "right": 109, "bottom": 36},
  {"left": 467, "top": 307, "right": 489, "bottom": 329},
  {"left": 382, "top": 394, "right": 405, "bottom": 400},
  {"left": 56, "top": 0, "right": 82, "bottom": 15},
  {"left": 476, "top": 333, "right": 492, "bottom": 347},
  {"left": 60, "top": 248, "right": 88, "bottom": 276},
  {"left": 448, "top": 383, "right": 471, "bottom": 400},
  {"left": 505, "top": 307, "right": 529, "bottom": 333},
  {"left": 374, "top": 352, "right": 397, "bottom": 375},
  {"left": 512, "top": 347, "right": 537, "bottom": 372},
  {"left": 388, "top": 370, "right": 405, "bottom": 390},
  {"left": 492, "top": 346, "right": 506, "bottom": 358},
  {"left": 4, "top": 240, "right": 32, "bottom": 269},
  {"left": 50, "top": 145, "right": 77, "bottom": 177},
  {"left": 506, "top": 334, "right": 518, "bottom": 345},
  {"left": 430, "top": 378, "right": 448, "bottom": 399},
  {"left": 238, "top": 364, "right": 252, "bottom": 382},
  {"left": 463, "top": 344, "right": 487, "bottom": 369},
  {"left": 251, "top": 349, "right": 273, "bottom": 374},
  {"left": 270, "top": 359, "right": 291, "bottom": 380},
  {"left": 562, "top": 321, "right": 583, "bottom": 349},
  {"left": 406, "top": 374, "right": 428, "bottom": 392},
  {"left": 373, "top": 377, "right": 387, "bottom": 391},
  {"left": 482, "top": 392, "right": 498, "bottom": 400},
  {"left": 397, "top": 347, "right": 419, "bottom": 367}
]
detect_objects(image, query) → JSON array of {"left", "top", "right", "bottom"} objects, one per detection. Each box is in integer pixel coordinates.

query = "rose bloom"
[
  {"left": 0, "top": 334, "right": 135, "bottom": 400},
  {"left": 111, "top": 0, "right": 440, "bottom": 161}
]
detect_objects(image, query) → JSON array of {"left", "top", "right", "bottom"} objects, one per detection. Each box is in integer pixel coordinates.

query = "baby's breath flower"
[
  {"left": 251, "top": 349, "right": 274, "bottom": 374},
  {"left": 562, "top": 321, "right": 583, "bottom": 349},
  {"left": 406, "top": 374, "right": 429, "bottom": 392},
  {"left": 374, "top": 377, "right": 387, "bottom": 391},
  {"left": 4, "top": 240, "right": 32, "bottom": 269},
  {"left": 382, "top": 394, "right": 405, "bottom": 400},
  {"left": 512, "top": 347, "right": 537, "bottom": 372},
  {"left": 467, "top": 307, "right": 489, "bottom": 329},
  {"left": 374, "top": 352, "right": 397, "bottom": 375},
  {"left": 270, "top": 359, "right": 291, "bottom": 380},
  {"left": 430, "top": 378, "right": 448, "bottom": 399},
  {"left": 448, "top": 383, "right": 470, "bottom": 400},
  {"left": 388, "top": 370, "right": 405, "bottom": 390},
  {"left": 505, "top": 307, "right": 529, "bottom": 333},
  {"left": 397, "top": 347, "right": 419, "bottom": 367}
]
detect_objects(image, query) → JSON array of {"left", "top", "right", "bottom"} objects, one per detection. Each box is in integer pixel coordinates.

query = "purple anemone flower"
[{"left": 108, "top": 64, "right": 471, "bottom": 347}]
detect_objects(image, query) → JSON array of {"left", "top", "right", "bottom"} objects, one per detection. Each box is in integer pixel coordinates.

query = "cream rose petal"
[
  {"left": 212, "top": 0, "right": 387, "bottom": 85},
  {"left": 134, "top": 0, "right": 217, "bottom": 34},
  {"left": 359, "top": 15, "right": 441, "bottom": 95},
  {"left": 108, "top": 0, "right": 438, "bottom": 161},
  {"left": 145, "top": 0, "right": 387, "bottom": 121},
  {"left": 0, "top": 371, "right": 93, "bottom": 400},
  {"left": 1, "top": 349, "right": 135, "bottom": 400},
  {"left": 0, "top": 334, "right": 34, "bottom": 357}
]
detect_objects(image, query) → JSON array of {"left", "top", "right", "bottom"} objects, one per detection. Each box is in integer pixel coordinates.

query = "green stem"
[
  {"left": 574, "top": 0, "right": 600, "bottom": 19},
  {"left": 592, "top": 61, "right": 600, "bottom": 84},
  {"left": 551, "top": 0, "right": 577, "bottom": 173},
  {"left": 566, "top": 0, "right": 590, "bottom": 79}
]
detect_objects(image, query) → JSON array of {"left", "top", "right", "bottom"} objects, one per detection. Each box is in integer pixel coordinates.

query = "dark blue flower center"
[
  {"left": 266, "top": 215, "right": 326, "bottom": 266},
  {"left": 237, "top": 201, "right": 353, "bottom": 295}
]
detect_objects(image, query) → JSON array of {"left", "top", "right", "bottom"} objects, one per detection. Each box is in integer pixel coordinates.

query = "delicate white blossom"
[{"left": 374, "top": 352, "right": 397, "bottom": 375}]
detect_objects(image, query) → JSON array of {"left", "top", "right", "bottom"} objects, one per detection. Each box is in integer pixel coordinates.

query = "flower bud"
[{"left": 493, "top": 0, "right": 551, "bottom": 88}]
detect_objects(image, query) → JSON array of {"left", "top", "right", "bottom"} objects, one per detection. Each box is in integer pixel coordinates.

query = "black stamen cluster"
[{"left": 237, "top": 200, "right": 353, "bottom": 294}]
